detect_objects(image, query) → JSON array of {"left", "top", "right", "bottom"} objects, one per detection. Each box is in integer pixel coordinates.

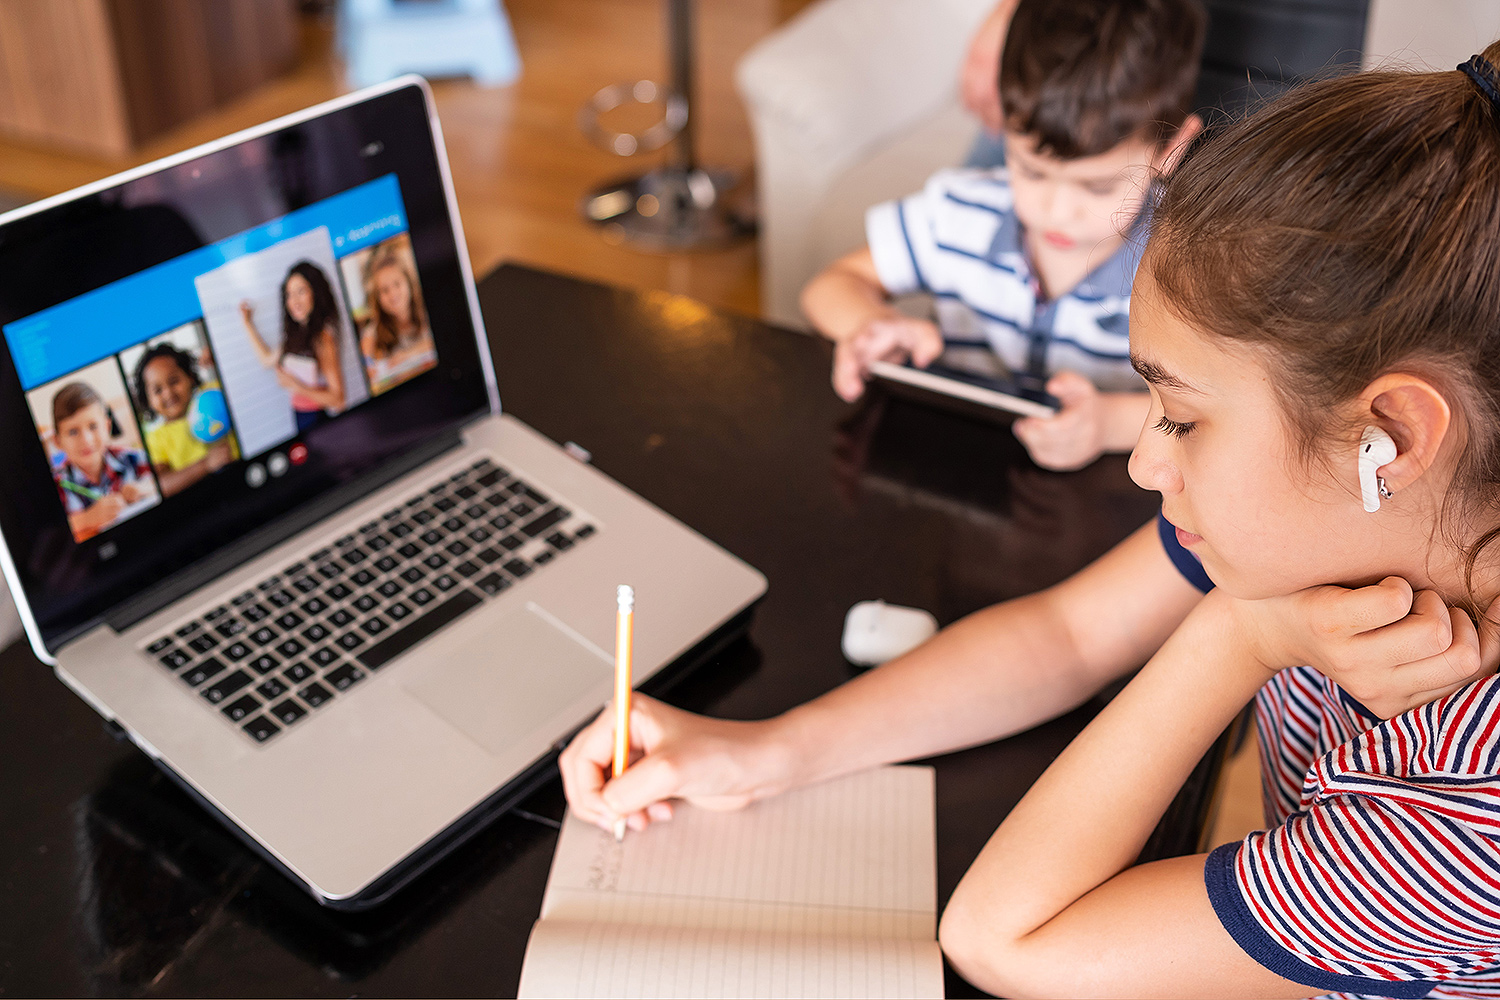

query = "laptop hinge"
[{"left": 104, "top": 430, "right": 465, "bottom": 633}]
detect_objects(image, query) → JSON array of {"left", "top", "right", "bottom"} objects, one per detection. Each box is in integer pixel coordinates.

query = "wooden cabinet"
[{"left": 0, "top": 0, "right": 297, "bottom": 158}]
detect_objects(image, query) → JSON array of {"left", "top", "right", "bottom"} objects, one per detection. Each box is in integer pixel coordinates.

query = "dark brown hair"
[
  {"left": 1148, "top": 41, "right": 1500, "bottom": 598},
  {"left": 52, "top": 381, "right": 105, "bottom": 431},
  {"left": 1000, "top": 0, "right": 1206, "bottom": 159}
]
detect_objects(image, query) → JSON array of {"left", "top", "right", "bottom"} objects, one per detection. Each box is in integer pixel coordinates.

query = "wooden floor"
[
  {"left": 0, "top": 0, "right": 1268, "bottom": 853},
  {"left": 0, "top": 0, "right": 777, "bottom": 317}
]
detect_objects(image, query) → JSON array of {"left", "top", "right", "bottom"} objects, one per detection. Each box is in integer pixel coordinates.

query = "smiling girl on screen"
[
  {"left": 239, "top": 260, "right": 347, "bottom": 432},
  {"left": 131, "top": 343, "right": 239, "bottom": 497},
  {"left": 359, "top": 242, "right": 437, "bottom": 395}
]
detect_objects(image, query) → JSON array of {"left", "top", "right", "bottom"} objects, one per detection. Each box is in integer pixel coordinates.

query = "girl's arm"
[
  {"left": 239, "top": 302, "right": 279, "bottom": 368},
  {"left": 938, "top": 589, "right": 1321, "bottom": 997},
  {"left": 278, "top": 327, "right": 346, "bottom": 411},
  {"left": 153, "top": 443, "right": 232, "bottom": 496},
  {"left": 561, "top": 519, "right": 1206, "bottom": 829}
]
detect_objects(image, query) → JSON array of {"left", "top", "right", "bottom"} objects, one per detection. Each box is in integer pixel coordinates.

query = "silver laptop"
[{"left": 0, "top": 77, "right": 766, "bottom": 908}]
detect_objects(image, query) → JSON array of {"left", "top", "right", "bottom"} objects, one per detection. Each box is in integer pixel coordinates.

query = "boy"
[
  {"left": 51, "top": 381, "right": 157, "bottom": 539},
  {"left": 802, "top": 0, "right": 1204, "bottom": 471}
]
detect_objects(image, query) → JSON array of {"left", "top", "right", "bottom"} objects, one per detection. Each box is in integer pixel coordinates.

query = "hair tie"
[{"left": 1459, "top": 55, "right": 1500, "bottom": 114}]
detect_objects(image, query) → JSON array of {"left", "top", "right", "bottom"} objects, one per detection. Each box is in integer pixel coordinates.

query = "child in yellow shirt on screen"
[{"left": 132, "top": 344, "right": 239, "bottom": 497}]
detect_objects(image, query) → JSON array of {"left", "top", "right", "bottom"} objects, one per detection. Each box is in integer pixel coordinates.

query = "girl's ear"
[{"left": 1362, "top": 374, "right": 1453, "bottom": 495}]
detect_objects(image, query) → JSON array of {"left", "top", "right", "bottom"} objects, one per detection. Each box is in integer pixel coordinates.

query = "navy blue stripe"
[
  {"left": 1156, "top": 513, "right": 1213, "bottom": 593},
  {"left": 942, "top": 191, "right": 1007, "bottom": 216},
  {"left": 895, "top": 202, "right": 929, "bottom": 293},
  {"left": 1357, "top": 801, "right": 1500, "bottom": 916},
  {"left": 931, "top": 292, "right": 1131, "bottom": 361},
  {"left": 1205, "top": 844, "right": 1434, "bottom": 997}
]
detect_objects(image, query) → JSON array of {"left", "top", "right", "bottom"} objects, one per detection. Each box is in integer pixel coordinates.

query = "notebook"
[{"left": 517, "top": 765, "right": 943, "bottom": 1000}]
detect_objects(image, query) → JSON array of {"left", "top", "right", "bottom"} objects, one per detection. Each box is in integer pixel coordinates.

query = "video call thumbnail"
[{"left": 339, "top": 232, "right": 438, "bottom": 396}]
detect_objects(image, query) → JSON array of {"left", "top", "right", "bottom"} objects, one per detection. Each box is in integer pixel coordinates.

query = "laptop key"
[
  {"left": 215, "top": 618, "right": 247, "bottom": 639},
  {"left": 147, "top": 636, "right": 174, "bottom": 654},
  {"left": 375, "top": 555, "right": 398, "bottom": 573},
  {"left": 419, "top": 530, "right": 442, "bottom": 546},
  {"left": 284, "top": 561, "right": 306, "bottom": 576},
  {"left": 574, "top": 524, "right": 597, "bottom": 539},
  {"left": 401, "top": 566, "right": 426, "bottom": 584},
  {"left": 477, "top": 573, "right": 510, "bottom": 597},
  {"left": 367, "top": 535, "right": 391, "bottom": 552},
  {"left": 284, "top": 661, "right": 315, "bottom": 683},
  {"left": 356, "top": 589, "right": 483, "bottom": 671},
  {"left": 182, "top": 657, "right": 228, "bottom": 687},
  {"left": 204, "top": 605, "right": 230, "bottom": 622},
  {"left": 270, "top": 700, "right": 309, "bottom": 726},
  {"left": 498, "top": 534, "right": 524, "bottom": 551},
  {"left": 175, "top": 621, "right": 202, "bottom": 638},
  {"left": 158, "top": 648, "right": 191, "bottom": 670},
  {"left": 521, "top": 485, "right": 550, "bottom": 505},
  {"left": 275, "top": 611, "right": 304, "bottom": 631},
  {"left": 299, "top": 682, "right": 334, "bottom": 708},
  {"left": 309, "top": 547, "right": 332, "bottom": 561},
  {"left": 454, "top": 484, "right": 477, "bottom": 500},
  {"left": 316, "top": 562, "right": 342, "bottom": 580},
  {"left": 476, "top": 546, "right": 503, "bottom": 564},
  {"left": 336, "top": 632, "right": 365, "bottom": 651},
  {"left": 464, "top": 504, "right": 488, "bottom": 520},
  {"left": 546, "top": 532, "right": 574, "bottom": 551},
  {"left": 326, "top": 582, "right": 354, "bottom": 602},
  {"left": 247, "top": 653, "right": 279, "bottom": 675},
  {"left": 351, "top": 569, "right": 376, "bottom": 587},
  {"left": 387, "top": 600, "right": 412, "bottom": 620},
  {"left": 360, "top": 616, "right": 389, "bottom": 636},
  {"left": 412, "top": 509, "right": 435, "bottom": 525},
  {"left": 222, "top": 641, "right": 252, "bottom": 661},
  {"left": 290, "top": 576, "right": 319, "bottom": 594},
  {"left": 445, "top": 539, "right": 470, "bottom": 556},
  {"left": 531, "top": 551, "right": 555, "bottom": 567},
  {"left": 410, "top": 587, "right": 435, "bottom": 606},
  {"left": 188, "top": 633, "right": 219, "bottom": 654},
  {"left": 510, "top": 500, "right": 534, "bottom": 518},
  {"left": 503, "top": 559, "right": 532, "bottom": 578},
  {"left": 359, "top": 520, "right": 380, "bottom": 535},
  {"left": 390, "top": 522, "right": 413, "bottom": 538},
  {"left": 433, "top": 497, "right": 457, "bottom": 512},
  {"left": 343, "top": 548, "right": 368, "bottom": 565},
  {"left": 467, "top": 526, "right": 491, "bottom": 543},
  {"left": 336, "top": 533, "right": 357, "bottom": 548},
  {"left": 231, "top": 589, "right": 257, "bottom": 605},
  {"left": 275, "top": 638, "right": 306, "bottom": 658},
  {"left": 329, "top": 608, "right": 356, "bottom": 628},
  {"left": 222, "top": 694, "right": 260, "bottom": 723},
  {"left": 266, "top": 589, "right": 295, "bottom": 608},
  {"left": 522, "top": 506, "right": 569, "bottom": 538},
  {"left": 377, "top": 580, "right": 403, "bottom": 598},
  {"left": 258, "top": 575, "right": 283, "bottom": 592},
  {"left": 455, "top": 560, "right": 482, "bottom": 577},
  {"left": 490, "top": 513, "right": 512, "bottom": 531},
  {"left": 202, "top": 670, "right": 252, "bottom": 703},
  {"left": 423, "top": 553, "right": 448, "bottom": 570},
  {"left": 242, "top": 602, "right": 271, "bottom": 623},
  {"left": 301, "top": 623, "right": 331, "bottom": 643},
  {"left": 442, "top": 516, "right": 465, "bottom": 533},
  {"left": 433, "top": 573, "right": 458, "bottom": 591},
  {"left": 353, "top": 594, "right": 379, "bottom": 613},
  {"left": 256, "top": 677, "right": 289, "bottom": 700},
  {"left": 309, "top": 646, "right": 338, "bottom": 667},
  {"left": 249, "top": 626, "right": 278, "bottom": 646},
  {"left": 243, "top": 716, "right": 281, "bottom": 742},
  {"left": 301, "top": 596, "right": 329, "bottom": 616}
]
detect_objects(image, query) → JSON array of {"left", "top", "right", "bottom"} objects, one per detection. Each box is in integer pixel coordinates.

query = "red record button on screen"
[{"left": 289, "top": 443, "right": 308, "bottom": 466}]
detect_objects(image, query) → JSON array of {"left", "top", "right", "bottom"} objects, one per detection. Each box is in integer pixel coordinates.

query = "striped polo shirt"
[
  {"left": 1160, "top": 513, "right": 1500, "bottom": 997},
  {"left": 865, "top": 168, "right": 1148, "bottom": 393}
]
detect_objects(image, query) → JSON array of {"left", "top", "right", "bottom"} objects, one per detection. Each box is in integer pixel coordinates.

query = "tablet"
[{"left": 870, "top": 345, "right": 1061, "bottom": 420}]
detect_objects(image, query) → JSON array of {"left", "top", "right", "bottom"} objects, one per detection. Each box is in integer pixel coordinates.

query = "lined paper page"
[{"left": 518, "top": 765, "right": 941, "bottom": 1000}]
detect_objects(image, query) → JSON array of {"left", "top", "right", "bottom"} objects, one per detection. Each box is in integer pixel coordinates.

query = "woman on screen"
[
  {"left": 359, "top": 244, "right": 436, "bottom": 395},
  {"left": 239, "top": 260, "right": 347, "bottom": 432}
]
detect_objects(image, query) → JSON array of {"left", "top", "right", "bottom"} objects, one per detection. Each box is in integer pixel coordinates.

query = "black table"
[{"left": 0, "top": 264, "right": 1195, "bottom": 997}]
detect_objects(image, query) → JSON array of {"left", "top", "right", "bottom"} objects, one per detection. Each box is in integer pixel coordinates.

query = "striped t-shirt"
[
  {"left": 865, "top": 168, "right": 1148, "bottom": 393},
  {"left": 1160, "top": 513, "right": 1500, "bottom": 998}
]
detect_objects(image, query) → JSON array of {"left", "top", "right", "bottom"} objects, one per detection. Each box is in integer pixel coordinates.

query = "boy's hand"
[
  {"left": 1011, "top": 371, "right": 1107, "bottom": 471},
  {"left": 559, "top": 694, "right": 786, "bottom": 834},
  {"left": 1227, "top": 578, "right": 1500, "bottom": 719},
  {"left": 831, "top": 316, "right": 943, "bottom": 402}
]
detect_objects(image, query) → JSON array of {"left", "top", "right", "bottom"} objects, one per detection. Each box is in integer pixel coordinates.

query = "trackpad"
[{"left": 403, "top": 605, "right": 611, "bottom": 757}]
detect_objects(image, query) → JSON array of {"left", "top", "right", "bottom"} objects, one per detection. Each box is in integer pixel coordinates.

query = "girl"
[
  {"left": 561, "top": 47, "right": 1500, "bottom": 996},
  {"left": 240, "top": 260, "right": 346, "bottom": 432},
  {"left": 359, "top": 244, "right": 436, "bottom": 394},
  {"left": 132, "top": 343, "right": 237, "bottom": 496}
]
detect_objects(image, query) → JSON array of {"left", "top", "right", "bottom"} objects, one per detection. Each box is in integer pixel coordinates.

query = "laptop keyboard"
[{"left": 141, "top": 458, "right": 599, "bottom": 745}]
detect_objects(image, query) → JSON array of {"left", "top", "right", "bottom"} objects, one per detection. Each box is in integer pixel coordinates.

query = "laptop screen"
[{"left": 0, "top": 82, "right": 492, "bottom": 649}]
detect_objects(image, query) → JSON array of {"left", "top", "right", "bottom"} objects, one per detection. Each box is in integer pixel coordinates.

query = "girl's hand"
[
  {"left": 831, "top": 316, "right": 943, "bottom": 402},
  {"left": 558, "top": 694, "right": 790, "bottom": 834},
  {"left": 274, "top": 368, "right": 304, "bottom": 393},
  {"left": 205, "top": 442, "right": 233, "bottom": 472},
  {"left": 239, "top": 301, "right": 254, "bottom": 323},
  {"left": 1011, "top": 371, "right": 1106, "bottom": 471},
  {"left": 1229, "top": 577, "right": 1500, "bottom": 718}
]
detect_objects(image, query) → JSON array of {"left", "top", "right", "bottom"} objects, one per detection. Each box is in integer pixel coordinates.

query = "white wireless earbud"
[{"left": 1358, "top": 425, "right": 1398, "bottom": 512}]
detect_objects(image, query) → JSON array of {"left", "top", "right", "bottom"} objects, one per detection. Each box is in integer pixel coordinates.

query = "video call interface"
[{"left": 3, "top": 175, "right": 440, "bottom": 546}]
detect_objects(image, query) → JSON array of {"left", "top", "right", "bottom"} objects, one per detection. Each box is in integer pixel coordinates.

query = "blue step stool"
[{"left": 339, "top": 0, "right": 521, "bottom": 88}]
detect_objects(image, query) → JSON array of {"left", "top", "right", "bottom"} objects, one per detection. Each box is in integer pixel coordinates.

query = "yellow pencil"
[{"left": 612, "top": 584, "right": 635, "bottom": 841}]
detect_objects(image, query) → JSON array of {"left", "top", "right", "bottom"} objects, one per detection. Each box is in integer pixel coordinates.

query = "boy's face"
[
  {"left": 56, "top": 402, "right": 110, "bottom": 478},
  {"left": 1004, "top": 130, "right": 1165, "bottom": 258},
  {"left": 143, "top": 356, "right": 193, "bottom": 421}
]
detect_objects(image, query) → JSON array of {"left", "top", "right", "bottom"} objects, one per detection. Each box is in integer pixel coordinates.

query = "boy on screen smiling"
[
  {"left": 50, "top": 382, "right": 156, "bottom": 539},
  {"left": 801, "top": 0, "right": 1204, "bottom": 471}
]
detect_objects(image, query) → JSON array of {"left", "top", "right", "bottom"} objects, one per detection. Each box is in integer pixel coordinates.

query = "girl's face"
[
  {"left": 375, "top": 265, "right": 413, "bottom": 322},
  {"left": 56, "top": 402, "right": 110, "bottom": 477},
  {"left": 1126, "top": 269, "right": 1381, "bottom": 600},
  {"left": 285, "top": 273, "right": 314, "bottom": 324},
  {"left": 143, "top": 356, "right": 193, "bottom": 421}
]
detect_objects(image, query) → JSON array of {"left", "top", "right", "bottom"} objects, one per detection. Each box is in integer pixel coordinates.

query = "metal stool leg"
[{"left": 578, "top": 0, "right": 753, "bottom": 251}]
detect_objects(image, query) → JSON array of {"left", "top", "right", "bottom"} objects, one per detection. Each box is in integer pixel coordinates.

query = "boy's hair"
[
  {"left": 1000, "top": 0, "right": 1206, "bottom": 159},
  {"left": 132, "top": 343, "right": 201, "bottom": 420},
  {"left": 1147, "top": 39, "right": 1500, "bottom": 601},
  {"left": 52, "top": 382, "right": 105, "bottom": 432}
]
